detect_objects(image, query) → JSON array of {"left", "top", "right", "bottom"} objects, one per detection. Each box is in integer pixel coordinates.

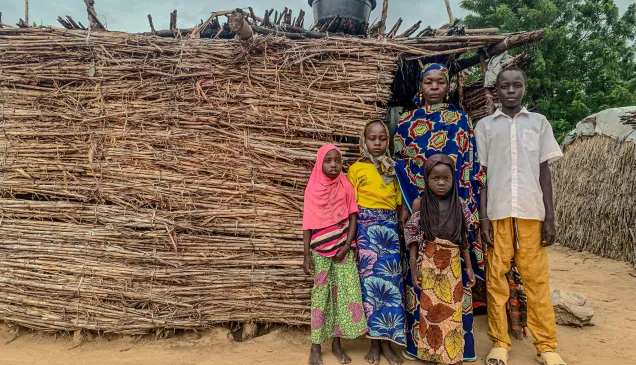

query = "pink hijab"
[{"left": 302, "top": 144, "right": 359, "bottom": 230}]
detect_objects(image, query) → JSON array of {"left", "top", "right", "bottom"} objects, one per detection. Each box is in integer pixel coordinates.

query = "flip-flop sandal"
[
  {"left": 485, "top": 347, "right": 509, "bottom": 365},
  {"left": 535, "top": 351, "right": 567, "bottom": 365}
]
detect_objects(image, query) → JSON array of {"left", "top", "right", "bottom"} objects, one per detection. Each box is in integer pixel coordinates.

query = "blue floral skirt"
[{"left": 357, "top": 207, "right": 406, "bottom": 345}]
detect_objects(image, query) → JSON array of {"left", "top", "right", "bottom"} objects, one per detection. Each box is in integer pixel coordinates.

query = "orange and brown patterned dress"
[{"left": 405, "top": 211, "right": 465, "bottom": 364}]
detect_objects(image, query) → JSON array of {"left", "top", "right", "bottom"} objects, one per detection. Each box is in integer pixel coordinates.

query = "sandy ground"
[{"left": 1, "top": 244, "right": 635, "bottom": 365}]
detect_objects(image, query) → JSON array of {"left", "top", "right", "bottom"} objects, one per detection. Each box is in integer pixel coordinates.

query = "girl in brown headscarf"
[{"left": 403, "top": 154, "right": 476, "bottom": 364}]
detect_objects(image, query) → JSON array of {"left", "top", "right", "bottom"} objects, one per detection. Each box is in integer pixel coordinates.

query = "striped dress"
[{"left": 310, "top": 218, "right": 355, "bottom": 257}]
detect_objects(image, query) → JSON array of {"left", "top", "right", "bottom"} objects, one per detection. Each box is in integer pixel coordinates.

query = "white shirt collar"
[{"left": 493, "top": 107, "right": 530, "bottom": 119}]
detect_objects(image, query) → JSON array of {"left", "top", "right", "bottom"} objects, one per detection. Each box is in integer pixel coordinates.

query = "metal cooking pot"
[{"left": 308, "top": 0, "right": 377, "bottom": 28}]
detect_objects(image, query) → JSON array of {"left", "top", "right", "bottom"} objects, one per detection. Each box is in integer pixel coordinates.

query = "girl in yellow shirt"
[{"left": 347, "top": 121, "right": 406, "bottom": 365}]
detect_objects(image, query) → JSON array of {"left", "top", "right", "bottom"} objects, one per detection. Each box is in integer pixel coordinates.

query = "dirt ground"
[{"left": 1, "top": 245, "right": 635, "bottom": 365}]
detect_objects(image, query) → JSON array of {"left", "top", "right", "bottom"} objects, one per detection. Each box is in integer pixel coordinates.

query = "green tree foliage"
[{"left": 461, "top": 0, "right": 636, "bottom": 139}]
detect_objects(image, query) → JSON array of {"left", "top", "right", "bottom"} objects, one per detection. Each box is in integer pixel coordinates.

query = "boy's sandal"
[
  {"left": 535, "top": 351, "right": 567, "bottom": 365},
  {"left": 485, "top": 347, "right": 509, "bottom": 365}
]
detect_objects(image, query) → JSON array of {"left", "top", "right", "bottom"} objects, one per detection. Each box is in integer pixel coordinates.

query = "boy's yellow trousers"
[{"left": 487, "top": 218, "right": 558, "bottom": 354}]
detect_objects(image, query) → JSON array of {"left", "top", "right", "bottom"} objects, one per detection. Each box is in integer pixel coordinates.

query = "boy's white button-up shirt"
[{"left": 475, "top": 108, "right": 563, "bottom": 221}]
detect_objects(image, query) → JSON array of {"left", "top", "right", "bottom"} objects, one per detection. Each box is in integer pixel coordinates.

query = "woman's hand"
[
  {"left": 465, "top": 267, "right": 476, "bottom": 288},
  {"left": 480, "top": 218, "right": 494, "bottom": 248},
  {"left": 303, "top": 253, "right": 313, "bottom": 275},
  {"left": 333, "top": 243, "right": 351, "bottom": 262},
  {"left": 410, "top": 263, "right": 422, "bottom": 291}
]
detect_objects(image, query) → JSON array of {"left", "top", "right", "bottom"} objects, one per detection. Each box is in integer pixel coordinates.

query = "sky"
[{"left": 1, "top": 0, "right": 632, "bottom": 33}]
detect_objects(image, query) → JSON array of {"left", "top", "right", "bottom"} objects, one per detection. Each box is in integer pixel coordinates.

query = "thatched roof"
[
  {"left": 0, "top": 4, "right": 545, "bottom": 334},
  {"left": 553, "top": 107, "right": 636, "bottom": 268}
]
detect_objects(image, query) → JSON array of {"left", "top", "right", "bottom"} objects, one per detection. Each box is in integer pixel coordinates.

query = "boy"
[{"left": 475, "top": 66, "right": 567, "bottom": 365}]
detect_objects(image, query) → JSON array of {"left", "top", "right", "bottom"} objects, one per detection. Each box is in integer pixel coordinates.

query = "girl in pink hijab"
[{"left": 303, "top": 144, "right": 368, "bottom": 365}]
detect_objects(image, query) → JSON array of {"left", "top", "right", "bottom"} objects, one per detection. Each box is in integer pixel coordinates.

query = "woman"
[{"left": 394, "top": 63, "right": 526, "bottom": 362}]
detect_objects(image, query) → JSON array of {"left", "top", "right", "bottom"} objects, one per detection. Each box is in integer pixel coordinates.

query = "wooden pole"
[
  {"left": 443, "top": 0, "right": 455, "bottom": 23},
  {"left": 169, "top": 10, "right": 177, "bottom": 32},
  {"left": 147, "top": 15, "right": 156, "bottom": 35},
  {"left": 452, "top": 30, "right": 545, "bottom": 72},
  {"left": 25, "top": 0, "right": 29, "bottom": 25},
  {"left": 378, "top": 0, "right": 388, "bottom": 37},
  {"left": 387, "top": 18, "right": 402, "bottom": 38},
  {"left": 397, "top": 21, "right": 421, "bottom": 38},
  {"left": 66, "top": 16, "right": 81, "bottom": 29}
]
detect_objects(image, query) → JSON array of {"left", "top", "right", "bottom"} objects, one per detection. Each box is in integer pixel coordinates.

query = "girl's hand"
[
  {"left": 353, "top": 245, "right": 359, "bottom": 263},
  {"left": 333, "top": 243, "right": 351, "bottom": 262},
  {"left": 303, "top": 254, "right": 313, "bottom": 275},
  {"left": 398, "top": 204, "right": 410, "bottom": 231},
  {"left": 465, "top": 267, "right": 476, "bottom": 288},
  {"left": 410, "top": 264, "right": 422, "bottom": 291}
]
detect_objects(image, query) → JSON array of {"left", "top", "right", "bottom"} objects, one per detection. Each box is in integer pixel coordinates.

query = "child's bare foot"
[
  {"left": 365, "top": 340, "right": 381, "bottom": 364},
  {"left": 332, "top": 338, "right": 352, "bottom": 364},
  {"left": 381, "top": 341, "right": 404, "bottom": 365},
  {"left": 309, "top": 344, "right": 323, "bottom": 365}
]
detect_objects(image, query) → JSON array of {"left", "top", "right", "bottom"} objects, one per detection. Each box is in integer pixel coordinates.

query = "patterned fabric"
[
  {"left": 311, "top": 251, "right": 368, "bottom": 344},
  {"left": 404, "top": 201, "right": 477, "bottom": 361},
  {"left": 417, "top": 239, "right": 464, "bottom": 363},
  {"left": 507, "top": 263, "right": 528, "bottom": 340},
  {"left": 420, "top": 63, "right": 449, "bottom": 82},
  {"left": 310, "top": 219, "right": 355, "bottom": 257},
  {"left": 394, "top": 103, "right": 484, "bottom": 361},
  {"left": 394, "top": 104, "right": 485, "bottom": 265},
  {"left": 394, "top": 104, "right": 485, "bottom": 276},
  {"left": 359, "top": 121, "right": 397, "bottom": 184},
  {"left": 357, "top": 208, "right": 406, "bottom": 345}
]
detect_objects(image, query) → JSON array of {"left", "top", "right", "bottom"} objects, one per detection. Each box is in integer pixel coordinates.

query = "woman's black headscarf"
[{"left": 419, "top": 154, "right": 468, "bottom": 249}]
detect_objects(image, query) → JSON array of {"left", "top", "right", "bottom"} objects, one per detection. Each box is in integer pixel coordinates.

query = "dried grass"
[{"left": 553, "top": 136, "right": 636, "bottom": 267}]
